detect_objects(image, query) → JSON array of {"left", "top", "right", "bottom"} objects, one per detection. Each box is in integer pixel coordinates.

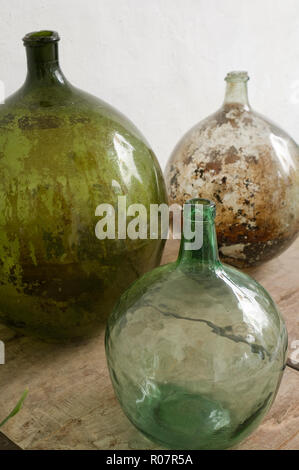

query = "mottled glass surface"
[
  {"left": 165, "top": 71, "right": 299, "bottom": 268},
  {"left": 0, "top": 31, "right": 167, "bottom": 341}
]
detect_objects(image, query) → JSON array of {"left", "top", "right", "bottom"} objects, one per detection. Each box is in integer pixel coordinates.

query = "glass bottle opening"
[
  {"left": 223, "top": 71, "right": 250, "bottom": 108},
  {"left": 225, "top": 71, "right": 249, "bottom": 83},
  {"left": 184, "top": 198, "right": 216, "bottom": 222},
  {"left": 23, "top": 31, "right": 60, "bottom": 46},
  {"left": 22, "top": 30, "right": 62, "bottom": 82}
]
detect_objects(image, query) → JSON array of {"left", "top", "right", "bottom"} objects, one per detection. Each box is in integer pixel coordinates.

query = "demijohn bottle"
[
  {"left": 0, "top": 31, "right": 167, "bottom": 341},
  {"left": 165, "top": 71, "right": 299, "bottom": 267},
  {"left": 106, "top": 199, "right": 287, "bottom": 450}
]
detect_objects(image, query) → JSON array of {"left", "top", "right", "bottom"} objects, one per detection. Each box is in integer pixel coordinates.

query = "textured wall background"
[{"left": 1, "top": 0, "right": 299, "bottom": 168}]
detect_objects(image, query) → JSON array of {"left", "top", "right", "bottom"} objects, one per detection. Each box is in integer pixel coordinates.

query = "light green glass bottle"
[{"left": 106, "top": 199, "right": 288, "bottom": 450}]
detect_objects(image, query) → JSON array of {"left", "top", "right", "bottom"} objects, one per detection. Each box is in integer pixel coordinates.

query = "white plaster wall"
[{"left": 1, "top": 0, "right": 299, "bottom": 169}]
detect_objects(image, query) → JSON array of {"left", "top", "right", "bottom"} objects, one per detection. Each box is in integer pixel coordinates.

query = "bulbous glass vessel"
[
  {"left": 106, "top": 199, "right": 288, "bottom": 450},
  {"left": 0, "top": 31, "right": 167, "bottom": 341},
  {"left": 165, "top": 71, "right": 299, "bottom": 267}
]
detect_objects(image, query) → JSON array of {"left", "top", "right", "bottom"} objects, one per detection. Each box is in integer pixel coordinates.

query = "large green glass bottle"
[
  {"left": 0, "top": 31, "right": 167, "bottom": 341},
  {"left": 106, "top": 199, "right": 288, "bottom": 450}
]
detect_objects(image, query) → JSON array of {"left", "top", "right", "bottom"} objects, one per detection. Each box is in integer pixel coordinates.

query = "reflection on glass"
[
  {"left": 106, "top": 199, "right": 288, "bottom": 450},
  {"left": 165, "top": 71, "right": 299, "bottom": 268}
]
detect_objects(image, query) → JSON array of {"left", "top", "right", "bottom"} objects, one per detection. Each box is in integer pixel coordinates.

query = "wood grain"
[{"left": 0, "top": 238, "right": 298, "bottom": 450}]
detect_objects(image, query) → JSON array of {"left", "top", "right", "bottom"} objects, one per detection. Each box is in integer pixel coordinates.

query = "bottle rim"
[
  {"left": 184, "top": 198, "right": 216, "bottom": 221},
  {"left": 23, "top": 31, "right": 60, "bottom": 46},
  {"left": 225, "top": 71, "right": 249, "bottom": 83}
]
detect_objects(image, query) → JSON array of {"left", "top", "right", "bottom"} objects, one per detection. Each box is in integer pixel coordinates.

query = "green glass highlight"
[
  {"left": 106, "top": 199, "right": 288, "bottom": 450},
  {"left": 0, "top": 31, "right": 167, "bottom": 341}
]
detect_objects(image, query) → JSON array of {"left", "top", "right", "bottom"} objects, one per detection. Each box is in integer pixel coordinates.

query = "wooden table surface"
[{"left": 0, "top": 239, "right": 298, "bottom": 450}]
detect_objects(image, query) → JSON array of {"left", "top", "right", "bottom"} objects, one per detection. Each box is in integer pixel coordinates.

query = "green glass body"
[
  {"left": 0, "top": 31, "right": 167, "bottom": 341},
  {"left": 106, "top": 199, "right": 288, "bottom": 450}
]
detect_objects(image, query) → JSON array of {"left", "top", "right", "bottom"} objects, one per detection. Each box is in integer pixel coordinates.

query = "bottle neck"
[
  {"left": 223, "top": 71, "right": 250, "bottom": 108},
  {"left": 22, "top": 31, "right": 68, "bottom": 88},
  {"left": 177, "top": 200, "right": 220, "bottom": 269}
]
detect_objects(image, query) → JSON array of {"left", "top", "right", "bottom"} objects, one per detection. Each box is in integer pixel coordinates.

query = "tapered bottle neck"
[
  {"left": 22, "top": 31, "right": 68, "bottom": 88},
  {"left": 177, "top": 200, "right": 220, "bottom": 270},
  {"left": 223, "top": 71, "right": 250, "bottom": 109}
]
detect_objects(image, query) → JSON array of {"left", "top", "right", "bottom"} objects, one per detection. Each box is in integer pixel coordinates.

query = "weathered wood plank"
[
  {"left": 0, "top": 325, "right": 298, "bottom": 450},
  {"left": 0, "top": 238, "right": 298, "bottom": 450},
  {"left": 236, "top": 367, "right": 299, "bottom": 450}
]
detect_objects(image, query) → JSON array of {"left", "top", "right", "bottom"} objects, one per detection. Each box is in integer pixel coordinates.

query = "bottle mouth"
[
  {"left": 23, "top": 30, "right": 60, "bottom": 46},
  {"left": 225, "top": 71, "right": 249, "bottom": 83},
  {"left": 184, "top": 198, "right": 216, "bottom": 221}
]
